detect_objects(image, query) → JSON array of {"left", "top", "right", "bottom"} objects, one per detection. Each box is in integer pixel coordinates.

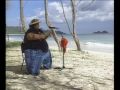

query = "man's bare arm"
[
  {"left": 43, "top": 31, "right": 52, "bottom": 39},
  {"left": 27, "top": 33, "right": 46, "bottom": 40}
]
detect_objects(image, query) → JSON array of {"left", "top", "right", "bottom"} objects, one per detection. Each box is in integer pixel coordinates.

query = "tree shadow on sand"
[
  {"left": 6, "top": 65, "right": 50, "bottom": 75},
  {"left": 6, "top": 65, "right": 83, "bottom": 90},
  {"left": 6, "top": 65, "right": 26, "bottom": 75}
]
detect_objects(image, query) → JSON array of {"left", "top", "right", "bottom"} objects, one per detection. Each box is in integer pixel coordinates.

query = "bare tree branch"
[
  {"left": 71, "top": 0, "right": 81, "bottom": 51},
  {"left": 76, "top": 0, "right": 82, "bottom": 7},
  {"left": 80, "top": 0, "right": 96, "bottom": 11},
  {"left": 71, "top": 0, "right": 76, "bottom": 35},
  {"left": 59, "top": 0, "right": 72, "bottom": 35}
]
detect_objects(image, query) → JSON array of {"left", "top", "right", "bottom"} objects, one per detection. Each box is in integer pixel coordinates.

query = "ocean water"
[{"left": 6, "top": 34, "right": 114, "bottom": 53}]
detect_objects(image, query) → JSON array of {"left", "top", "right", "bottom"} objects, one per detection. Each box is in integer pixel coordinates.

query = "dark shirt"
[{"left": 23, "top": 28, "right": 49, "bottom": 52}]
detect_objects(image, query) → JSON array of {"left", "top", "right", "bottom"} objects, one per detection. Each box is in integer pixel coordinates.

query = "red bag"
[{"left": 60, "top": 37, "right": 68, "bottom": 49}]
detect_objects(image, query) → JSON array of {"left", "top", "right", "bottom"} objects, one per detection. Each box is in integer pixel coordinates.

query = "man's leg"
[
  {"left": 24, "top": 49, "right": 33, "bottom": 74},
  {"left": 42, "top": 51, "right": 52, "bottom": 69},
  {"left": 31, "top": 50, "right": 44, "bottom": 76}
]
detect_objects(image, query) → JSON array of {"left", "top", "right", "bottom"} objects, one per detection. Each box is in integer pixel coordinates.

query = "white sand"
[{"left": 6, "top": 46, "right": 114, "bottom": 90}]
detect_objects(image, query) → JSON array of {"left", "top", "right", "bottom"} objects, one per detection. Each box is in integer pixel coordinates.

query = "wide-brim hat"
[{"left": 29, "top": 19, "right": 40, "bottom": 26}]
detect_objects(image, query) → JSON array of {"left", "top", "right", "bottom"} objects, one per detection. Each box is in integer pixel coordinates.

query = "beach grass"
[
  {"left": 6, "top": 26, "right": 25, "bottom": 34},
  {"left": 6, "top": 41, "right": 22, "bottom": 48}
]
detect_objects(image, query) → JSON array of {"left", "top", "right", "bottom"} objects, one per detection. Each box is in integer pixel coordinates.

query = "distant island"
[
  {"left": 93, "top": 31, "right": 109, "bottom": 34},
  {"left": 55, "top": 30, "right": 66, "bottom": 35},
  {"left": 44, "top": 30, "right": 66, "bottom": 35},
  {"left": 6, "top": 26, "right": 67, "bottom": 35}
]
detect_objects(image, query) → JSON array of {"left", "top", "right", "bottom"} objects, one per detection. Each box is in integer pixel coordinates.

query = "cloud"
[
  {"left": 25, "top": 1, "right": 71, "bottom": 23},
  {"left": 25, "top": 0, "right": 114, "bottom": 23},
  {"left": 26, "top": 16, "right": 38, "bottom": 21},
  {"left": 34, "top": 8, "right": 45, "bottom": 17},
  {"left": 25, "top": 8, "right": 44, "bottom": 24},
  {"left": 48, "top": 0, "right": 114, "bottom": 22},
  {"left": 77, "top": 0, "right": 114, "bottom": 21},
  {"left": 25, "top": 14, "right": 44, "bottom": 25},
  {"left": 47, "top": 1, "right": 75, "bottom": 23}
]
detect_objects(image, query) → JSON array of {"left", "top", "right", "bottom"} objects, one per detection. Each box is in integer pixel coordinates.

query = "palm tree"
[
  {"left": 44, "top": 0, "right": 60, "bottom": 50},
  {"left": 60, "top": 0, "right": 81, "bottom": 51},
  {"left": 71, "top": 0, "right": 81, "bottom": 51},
  {"left": 20, "top": 0, "right": 26, "bottom": 32},
  {"left": 60, "top": 0, "right": 95, "bottom": 51}
]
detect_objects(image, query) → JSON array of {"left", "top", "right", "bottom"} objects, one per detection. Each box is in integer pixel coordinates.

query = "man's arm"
[
  {"left": 43, "top": 31, "right": 52, "bottom": 39},
  {"left": 27, "top": 33, "right": 46, "bottom": 40}
]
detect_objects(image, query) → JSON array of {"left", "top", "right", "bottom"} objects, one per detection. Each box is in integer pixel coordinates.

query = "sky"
[{"left": 6, "top": 0, "right": 114, "bottom": 34}]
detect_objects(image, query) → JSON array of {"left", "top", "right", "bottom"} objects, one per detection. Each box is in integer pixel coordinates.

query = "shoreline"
[
  {"left": 6, "top": 40, "right": 114, "bottom": 54},
  {"left": 6, "top": 33, "right": 114, "bottom": 54}
]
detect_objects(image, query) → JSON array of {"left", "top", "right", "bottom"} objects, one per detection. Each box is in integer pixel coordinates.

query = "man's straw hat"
[{"left": 29, "top": 19, "right": 40, "bottom": 26}]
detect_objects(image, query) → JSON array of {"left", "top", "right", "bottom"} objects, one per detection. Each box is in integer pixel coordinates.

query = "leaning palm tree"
[
  {"left": 59, "top": 0, "right": 81, "bottom": 51},
  {"left": 60, "top": 0, "right": 95, "bottom": 51},
  {"left": 71, "top": 0, "right": 95, "bottom": 51},
  {"left": 44, "top": 0, "right": 60, "bottom": 50},
  {"left": 20, "top": 0, "right": 27, "bottom": 71},
  {"left": 20, "top": 0, "right": 26, "bottom": 32},
  {"left": 71, "top": 0, "right": 81, "bottom": 51}
]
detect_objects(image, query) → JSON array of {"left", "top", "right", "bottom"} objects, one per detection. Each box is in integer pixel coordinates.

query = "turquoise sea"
[{"left": 6, "top": 34, "right": 114, "bottom": 53}]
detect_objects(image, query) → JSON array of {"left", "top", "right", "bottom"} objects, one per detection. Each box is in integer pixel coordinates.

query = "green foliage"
[
  {"left": 6, "top": 41, "right": 22, "bottom": 48},
  {"left": 6, "top": 26, "right": 67, "bottom": 34},
  {"left": 6, "top": 26, "right": 24, "bottom": 34}
]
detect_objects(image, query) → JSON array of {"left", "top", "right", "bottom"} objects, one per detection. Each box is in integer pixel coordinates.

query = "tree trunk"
[
  {"left": 20, "top": 0, "right": 26, "bottom": 32},
  {"left": 44, "top": 0, "right": 60, "bottom": 50},
  {"left": 71, "top": 0, "right": 81, "bottom": 51}
]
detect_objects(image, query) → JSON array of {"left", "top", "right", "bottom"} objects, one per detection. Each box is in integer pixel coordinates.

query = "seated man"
[{"left": 23, "top": 19, "right": 52, "bottom": 76}]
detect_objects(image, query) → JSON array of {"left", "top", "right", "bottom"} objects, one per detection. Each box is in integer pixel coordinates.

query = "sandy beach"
[{"left": 6, "top": 46, "right": 114, "bottom": 90}]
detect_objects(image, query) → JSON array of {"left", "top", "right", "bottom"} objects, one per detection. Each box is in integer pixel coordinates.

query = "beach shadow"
[
  {"left": 6, "top": 65, "right": 51, "bottom": 75},
  {"left": 6, "top": 65, "right": 27, "bottom": 75},
  {"left": 35, "top": 73, "right": 82, "bottom": 90},
  {"left": 6, "top": 65, "right": 82, "bottom": 90},
  {"left": 53, "top": 67, "right": 73, "bottom": 71}
]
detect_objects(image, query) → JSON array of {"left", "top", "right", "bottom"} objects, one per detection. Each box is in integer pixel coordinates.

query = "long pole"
[{"left": 62, "top": 49, "right": 65, "bottom": 68}]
